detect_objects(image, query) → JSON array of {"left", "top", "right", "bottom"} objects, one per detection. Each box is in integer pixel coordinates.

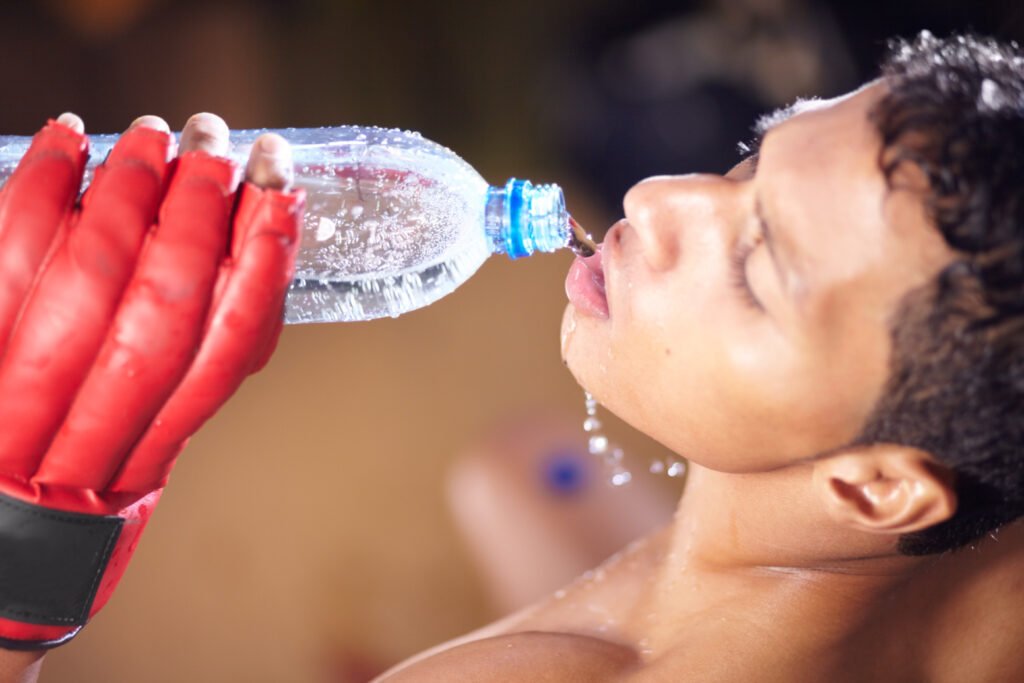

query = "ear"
[{"left": 811, "top": 445, "right": 957, "bottom": 535}]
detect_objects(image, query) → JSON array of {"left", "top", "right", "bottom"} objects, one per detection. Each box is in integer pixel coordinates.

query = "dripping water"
[{"left": 582, "top": 390, "right": 687, "bottom": 483}]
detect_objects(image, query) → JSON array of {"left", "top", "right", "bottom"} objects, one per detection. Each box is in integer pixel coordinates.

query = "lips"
[{"left": 565, "top": 247, "right": 608, "bottom": 318}]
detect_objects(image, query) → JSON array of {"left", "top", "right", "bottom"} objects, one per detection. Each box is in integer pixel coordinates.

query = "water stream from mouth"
[{"left": 583, "top": 391, "right": 687, "bottom": 484}]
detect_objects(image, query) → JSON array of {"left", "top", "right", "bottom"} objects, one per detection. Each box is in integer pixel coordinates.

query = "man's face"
[{"left": 561, "top": 82, "right": 954, "bottom": 473}]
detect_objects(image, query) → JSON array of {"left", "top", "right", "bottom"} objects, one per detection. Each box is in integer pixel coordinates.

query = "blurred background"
[{"left": 1, "top": 1, "right": 1021, "bottom": 681}]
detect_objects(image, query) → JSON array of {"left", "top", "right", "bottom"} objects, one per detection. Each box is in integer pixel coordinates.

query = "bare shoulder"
[
  {"left": 380, "top": 631, "right": 639, "bottom": 683},
  {"left": 376, "top": 527, "right": 672, "bottom": 682}
]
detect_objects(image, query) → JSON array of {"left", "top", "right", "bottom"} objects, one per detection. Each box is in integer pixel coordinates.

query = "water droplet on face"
[
  {"left": 583, "top": 416, "right": 602, "bottom": 432},
  {"left": 610, "top": 470, "right": 632, "bottom": 486},
  {"left": 588, "top": 434, "right": 609, "bottom": 455},
  {"left": 649, "top": 460, "right": 665, "bottom": 474}
]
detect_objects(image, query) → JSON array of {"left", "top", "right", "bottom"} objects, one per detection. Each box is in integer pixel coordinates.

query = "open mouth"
[{"left": 565, "top": 247, "right": 608, "bottom": 318}]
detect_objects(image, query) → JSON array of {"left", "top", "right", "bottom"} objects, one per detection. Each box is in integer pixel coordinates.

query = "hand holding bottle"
[{"left": 0, "top": 112, "right": 303, "bottom": 652}]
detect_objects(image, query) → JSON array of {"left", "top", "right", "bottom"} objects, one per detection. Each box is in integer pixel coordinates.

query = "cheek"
[
  {"left": 664, "top": 320, "right": 811, "bottom": 467},
  {"left": 560, "top": 305, "right": 628, "bottom": 401},
  {"left": 561, "top": 254, "right": 885, "bottom": 470},
  {"left": 601, "top": 311, "right": 858, "bottom": 471},
  {"left": 698, "top": 319, "right": 886, "bottom": 467},
  {"left": 567, "top": 286, "right": 789, "bottom": 467}
]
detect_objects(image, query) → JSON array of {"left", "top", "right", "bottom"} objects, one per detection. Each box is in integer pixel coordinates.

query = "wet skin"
[
  {"left": 384, "top": 81, "right": 1024, "bottom": 681},
  {"left": 562, "top": 81, "right": 952, "bottom": 473}
]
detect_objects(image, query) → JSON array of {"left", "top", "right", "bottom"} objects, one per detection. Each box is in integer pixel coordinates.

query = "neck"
[
  {"left": 640, "top": 463, "right": 1024, "bottom": 680},
  {"left": 671, "top": 463, "right": 914, "bottom": 569}
]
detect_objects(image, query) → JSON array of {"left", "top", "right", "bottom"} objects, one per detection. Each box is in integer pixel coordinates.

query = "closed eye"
[{"left": 729, "top": 238, "right": 763, "bottom": 310}]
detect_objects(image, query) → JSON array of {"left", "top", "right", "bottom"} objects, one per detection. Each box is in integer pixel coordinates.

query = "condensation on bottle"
[{"left": 0, "top": 126, "right": 588, "bottom": 323}]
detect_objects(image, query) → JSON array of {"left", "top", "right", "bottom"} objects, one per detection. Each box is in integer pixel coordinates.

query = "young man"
[
  {"left": 384, "top": 33, "right": 1024, "bottom": 681},
  {"left": 2, "top": 32, "right": 1024, "bottom": 682}
]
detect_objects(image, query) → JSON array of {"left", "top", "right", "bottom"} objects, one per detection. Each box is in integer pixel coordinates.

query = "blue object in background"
[{"left": 543, "top": 449, "right": 589, "bottom": 496}]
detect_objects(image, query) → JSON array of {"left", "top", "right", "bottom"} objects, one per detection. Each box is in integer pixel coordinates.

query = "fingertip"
[
  {"left": 245, "top": 133, "right": 293, "bottom": 191},
  {"left": 55, "top": 112, "right": 85, "bottom": 135},
  {"left": 184, "top": 112, "right": 228, "bottom": 133},
  {"left": 128, "top": 115, "right": 170, "bottom": 134},
  {"left": 256, "top": 132, "right": 289, "bottom": 156},
  {"left": 179, "top": 112, "right": 230, "bottom": 157}
]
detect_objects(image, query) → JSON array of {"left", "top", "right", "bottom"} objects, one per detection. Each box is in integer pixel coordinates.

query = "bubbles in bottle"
[
  {"left": 315, "top": 217, "right": 336, "bottom": 242},
  {"left": 283, "top": 135, "right": 493, "bottom": 323}
]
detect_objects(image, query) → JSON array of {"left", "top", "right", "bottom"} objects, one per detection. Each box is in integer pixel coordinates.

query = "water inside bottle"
[
  {"left": 297, "top": 165, "right": 476, "bottom": 278},
  {"left": 285, "top": 164, "right": 490, "bottom": 323}
]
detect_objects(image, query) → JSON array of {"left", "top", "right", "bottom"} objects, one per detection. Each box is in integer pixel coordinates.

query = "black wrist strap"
[{"left": 0, "top": 491, "right": 123, "bottom": 637}]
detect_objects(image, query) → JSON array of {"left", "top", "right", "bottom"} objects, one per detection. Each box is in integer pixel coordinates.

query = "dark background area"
[
  {"left": 2, "top": 2, "right": 1020, "bottom": 681},
  {"left": 2, "top": 0, "right": 1022, "bottom": 220}
]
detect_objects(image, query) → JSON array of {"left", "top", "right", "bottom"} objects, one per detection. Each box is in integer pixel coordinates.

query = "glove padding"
[{"left": 0, "top": 120, "right": 303, "bottom": 649}]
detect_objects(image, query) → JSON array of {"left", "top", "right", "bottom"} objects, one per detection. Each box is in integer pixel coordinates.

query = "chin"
[
  {"left": 559, "top": 305, "right": 587, "bottom": 380},
  {"left": 559, "top": 304, "right": 607, "bottom": 397}
]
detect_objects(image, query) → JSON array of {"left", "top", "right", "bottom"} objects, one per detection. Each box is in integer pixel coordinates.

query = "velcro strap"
[{"left": 0, "top": 491, "right": 122, "bottom": 627}]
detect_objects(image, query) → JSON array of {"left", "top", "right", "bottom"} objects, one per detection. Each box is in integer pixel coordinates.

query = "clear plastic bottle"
[{"left": 0, "top": 126, "right": 591, "bottom": 323}]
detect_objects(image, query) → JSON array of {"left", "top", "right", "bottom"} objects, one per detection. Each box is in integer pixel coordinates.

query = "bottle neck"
[{"left": 485, "top": 179, "right": 569, "bottom": 259}]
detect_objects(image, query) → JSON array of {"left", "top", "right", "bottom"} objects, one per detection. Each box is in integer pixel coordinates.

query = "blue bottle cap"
[{"left": 486, "top": 178, "right": 568, "bottom": 259}]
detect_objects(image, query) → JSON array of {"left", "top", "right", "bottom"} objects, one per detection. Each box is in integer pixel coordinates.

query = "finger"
[
  {"left": 245, "top": 133, "right": 293, "bottom": 192},
  {"left": 109, "top": 184, "right": 303, "bottom": 493},
  {"left": 179, "top": 112, "right": 229, "bottom": 157},
  {"left": 55, "top": 112, "right": 84, "bottom": 135},
  {"left": 35, "top": 152, "right": 237, "bottom": 490},
  {"left": 235, "top": 134, "right": 293, "bottom": 258},
  {"left": 0, "top": 119, "right": 88, "bottom": 355},
  {"left": 127, "top": 115, "right": 169, "bottom": 135},
  {"left": 0, "top": 122, "right": 171, "bottom": 479}
]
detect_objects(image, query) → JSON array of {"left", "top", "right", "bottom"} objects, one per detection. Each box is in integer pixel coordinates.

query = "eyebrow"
[{"left": 736, "top": 97, "right": 823, "bottom": 165}]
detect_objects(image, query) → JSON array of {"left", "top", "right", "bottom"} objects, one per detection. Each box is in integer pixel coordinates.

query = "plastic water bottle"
[{"left": 0, "top": 126, "right": 594, "bottom": 323}]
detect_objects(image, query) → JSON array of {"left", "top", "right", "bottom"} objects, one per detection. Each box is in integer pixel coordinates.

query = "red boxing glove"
[{"left": 0, "top": 120, "right": 303, "bottom": 649}]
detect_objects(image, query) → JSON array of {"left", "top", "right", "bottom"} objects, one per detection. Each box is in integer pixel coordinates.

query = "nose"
[{"left": 623, "top": 174, "right": 744, "bottom": 271}]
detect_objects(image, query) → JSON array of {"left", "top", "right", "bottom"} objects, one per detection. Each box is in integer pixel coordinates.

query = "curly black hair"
[{"left": 854, "top": 32, "right": 1024, "bottom": 555}]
